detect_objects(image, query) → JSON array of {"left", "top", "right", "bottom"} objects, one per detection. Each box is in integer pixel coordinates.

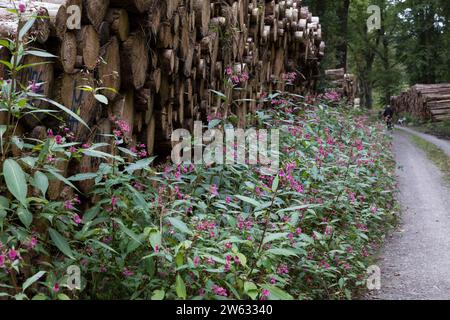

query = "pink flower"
[
  {"left": 193, "top": 256, "right": 200, "bottom": 267},
  {"left": 46, "top": 155, "right": 56, "bottom": 163},
  {"left": 28, "top": 237, "right": 38, "bottom": 249},
  {"left": 231, "top": 75, "right": 240, "bottom": 85},
  {"left": 8, "top": 249, "right": 18, "bottom": 261},
  {"left": 225, "top": 196, "right": 232, "bottom": 204},
  {"left": 47, "top": 129, "right": 54, "bottom": 138},
  {"left": 18, "top": 3, "right": 26, "bottom": 13},
  {"left": 113, "top": 130, "right": 122, "bottom": 138},
  {"left": 73, "top": 214, "right": 82, "bottom": 225},
  {"left": 116, "top": 120, "right": 130, "bottom": 134},
  {"left": 295, "top": 227, "right": 302, "bottom": 236},
  {"left": 225, "top": 67, "right": 233, "bottom": 76},
  {"left": 212, "top": 285, "right": 228, "bottom": 297},
  {"left": 29, "top": 81, "right": 40, "bottom": 93},
  {"left": 261, "top": 289, "right": 270, "bottom": 299},
  {"left": 123, "top": 268, "right": 134, "bottom": 277},
  {"left": 277, "top": 264, "right": 289, "bottom": 275},
  {"left": 53, "top": 283, "right": 60, "bottom": 293},
  {"left": 55, "top": 135, "right": 63, "bottom": 144},
  {"left": 111, "top": 196, "right": 118, "bottom": 208},
  {"left": 64, "top": 200, "right": 74, "bottom": 211},
  {"left": 69, "top": 147, "right": 77, "bottom": 153},
  {"left": 154, "top": 245, "right": 160, "bottom": 253},
  {"left": 210, "top": 184, "right": 219, "bottom": 197}
]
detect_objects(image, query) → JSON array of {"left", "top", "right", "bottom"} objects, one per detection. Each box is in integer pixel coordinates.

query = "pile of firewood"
[
  {"left": 324, "top": 68, "right": 357, "bottom": 103},
  {"left": 391, "top": 84, "right": 450, "bottom": 122},
  {"left": 0, "top": 0, "right": 325, "bottom": 196}
]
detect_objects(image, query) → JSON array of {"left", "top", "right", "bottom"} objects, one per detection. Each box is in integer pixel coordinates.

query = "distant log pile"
[
  {"left": 324, "top": 68, "right": 357, "bottom": 103},
  {"left": 1, "top": 0, "right": 325, "bottom": 195},
  {"left": 391, "top": 84, "right": 450, "bottom": 122}
]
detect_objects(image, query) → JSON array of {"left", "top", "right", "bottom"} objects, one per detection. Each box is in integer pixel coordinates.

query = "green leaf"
[
  {"left": 25, "top": 50, "right": 57, "bottom": 58},
  {"left": 68, "top": 173, "right": 98, "bottom": 181},
  {"left": 112, "top": 218, "right": 143, "bottom": 245},
  {"left": 210, "top": 89, "right": 227, "bottom": 100},
  {"left": 166, "top": 217, "right": 192, "bottom": 235},
  {"left": 175, "top": 274, "right": 186, "bottom": 300},
  {"left": 39, "top": 98, "right": 89, "bottom": 130},
  {"left": 57, "top": 293, "right": 71, "bottom": 300},
  {"left": 265, "top": 248, "right": 298, "bottom": 257},
  {"left": 47, "top": 168, "right": 80, "bottom": 193},
  {"left": 17, "top": 206, "right": 32, "bottom": 228},
  {"left": 235, "top": 195, "right": 262, "bottom": 207},
  {"left": 90, "top": 240, "right": 119, "bottom": 255},
  {"left": 276, "top": 204, "right": 313, "bottom": 214},
  {"left": 48, "top": 228, "right": 75, "bottom": 260},
  {"left": 272, "top": 175, "right": 280, "bottom": 192},
  {"left": 19, "top": 17, "right": 36, "bottom": 40},
  {"left": 94, "top": 94, "right": 108, "bottom": 105},
  {"left": 0, "top": 125, "right": 7, "bottom": 153},
  {"left": 33, "top": 171, "right": 49, "bottom": 196},
  {"left": 151, "top": 289, "right": 165, "bottom": 300},
  {"left": 31, "top": 294, "right": 48, "bottom": 300},
  {"left": 3, "top": 159, "right": 28, "bottom": 206},
  {"left": 125, "top": 157, "right": 156, "bottom": 174},
  {"left": 262, "top": 285, "right": 294, "bottom": 300},
  {"left": 244, "top": 281, "right": 258, "bottom": 300},
  {"left": 149, "top": 232, "right": 161, "bottom": 250},
  {"left": 262, "top": 233, "right": 289, "bottom": 245},
  {"left": 22, "top": 271, "right": 46, "bottom": 292},
  {"left": 0, "top": 60, "right": 13, "bottom": 70},
  {"left": 0, "top": 196, "right": 9, "bottom": 229},
  {"left": 0, "top": 39, "right": 10, "bottom": 49}
]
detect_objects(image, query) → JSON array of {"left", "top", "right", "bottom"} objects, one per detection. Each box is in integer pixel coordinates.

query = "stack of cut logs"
[
  {"left": 0, "top": 0, "right": 325, "bottom": 196},
  {"left": 391, "top": 84, "right": 450, "bottom": 122},
  {"left": 324, "top": 68, "right": 357, "bottom": 103}
]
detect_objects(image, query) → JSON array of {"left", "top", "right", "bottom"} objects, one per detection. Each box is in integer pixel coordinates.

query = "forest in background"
[{"left": 304, "top": 0, "right": 450, "bottom": 109}]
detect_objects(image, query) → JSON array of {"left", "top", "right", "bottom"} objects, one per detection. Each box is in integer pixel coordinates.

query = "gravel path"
[
  {"left": 397, "top": 126, "right": 450, "bottom": 157},
  {"left": 366, "top": 130, "right": 450, "bottom": 300}
]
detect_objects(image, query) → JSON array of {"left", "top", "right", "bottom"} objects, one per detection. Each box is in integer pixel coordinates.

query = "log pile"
[
  {"left": 1, "top": 0, "right": 325, "bottom": 195},
  {"left": 324, "top": 68, "right": 357, "bottom": 103},
  {"left": 391, "top": 84, "right": 450, "bottom": 122}
]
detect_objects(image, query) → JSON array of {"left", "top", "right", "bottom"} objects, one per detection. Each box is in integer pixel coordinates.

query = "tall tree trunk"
[{"left": 336, "top": 0, "right": 350, "bottom": 70}]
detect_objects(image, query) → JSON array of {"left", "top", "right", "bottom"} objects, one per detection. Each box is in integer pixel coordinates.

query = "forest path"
[{"left": 366, "top": 129, "right": 450, "bottom": 300}]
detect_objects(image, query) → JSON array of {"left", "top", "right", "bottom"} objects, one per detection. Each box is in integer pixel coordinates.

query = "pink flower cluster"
[
  {"left": 322, "top": 90, "right": 341, "bottom": 102},
  {"left": 212, "top": 285, "right": 228, "bottom": 297},
  {"left": 64, "top": 195, "right": 81, "bottom": 211},
  {"left": 130, "top": 143, "right": 148, "bottom": 158},
  {"left": 237, "top": 216, "right": 254, "bottom": 230},
  {"left": 113, "top": 119, "right": 131, "bottom": 139},
  {"left": 0, "top": 244, "right": 20, "bottom": 269},
  {"left": 281, "top": 72, "right": 298, "bottom": 84},
  {"left": 225, "top": 66, "right": 249, "bottom": 86},
  {"left": 279, "top": 162, "right": 304, "bottom": 193},
  {"left": 277, "top": 264, "right": 289, "bottom": 275}
]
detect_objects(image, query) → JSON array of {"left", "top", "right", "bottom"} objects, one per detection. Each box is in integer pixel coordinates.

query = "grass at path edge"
[{"left": 410, "top": 134, "right": 450, "bottom": 187}]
